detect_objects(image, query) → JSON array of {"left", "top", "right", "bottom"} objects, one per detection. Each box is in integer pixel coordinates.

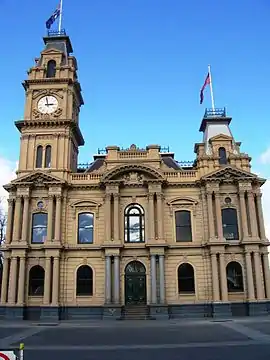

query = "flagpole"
[
  {"left": 58, "top": 0, "right": 63, "bottom": 32},
  {"left": 208, "top": 64, "right": 215, "bottom": 111}
]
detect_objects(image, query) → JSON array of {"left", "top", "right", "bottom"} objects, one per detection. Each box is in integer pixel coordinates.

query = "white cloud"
[
  {"left": 0, "top": 157, "right": 17, "bottom": 213},
  {"left": 259, "top": 147, "right": 270, "bottom": 165},
  {"left": 261, "top": 179, "right": 270, "bottom": 239}
]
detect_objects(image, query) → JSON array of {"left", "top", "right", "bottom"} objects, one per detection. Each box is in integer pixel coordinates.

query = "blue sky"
[{"left": 1, "top": 0, "right": 270, "bottom": 176}]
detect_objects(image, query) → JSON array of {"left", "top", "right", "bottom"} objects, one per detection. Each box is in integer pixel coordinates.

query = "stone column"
[
  {"left": 5, "top": 199, "right": 14, "bottom": 244},
  {"left": 255, "top": 193, "right": 266, "bottom": 240},
  {"left": 7, "top": 257, "right": 17, "bottom": 304},
  {"left": 52, "top": 257, "right": 60, "bottom": 305},
  {"left": 54, "top": 196, "right": 62, "bottom": 242},
  {"left": 215, "top": 193, "right": 223, "bottom": 240},
  {"left": 12, "top": 196, "right": 22, "bottom": 241},
  {"left": 247, "top": 192, "right": 258, "bottom": 238},
  {"left": 148, "top": 193, "right": 155, "bottom": 241},
  {"left": 113, "top": 194, "right": 119, "bottom": 241},
  {"left": 245, "top": 251, "right": 255, "bottom": 301},
  {"left": 211, "top": 253, "right": 220, "bottom": 301},
  {"left": 47, "top": 195, "right": 54, "bottom": 241},
  {"left": 105, "top": 194, "right": 111, "bottom": 242},
  {"left": 105, "top": 256, "right": 111, "bottom": 303},
  {"left": 159, "top": 255, "right": 165, "bottom": 304},
  {"left": 43, "top": 257, "right": 51, "bottom": 305},
  {"left": 219, "top": 253, "right": 228, "bottom": 301},
  {"left": 253, "top": 251, "right": 264, "bottom": 300},
  {"left": 0, "top": 258, "right": 9, "bottom": 303},
  {"left": 206, "top": 192, "right": 215, "bottom": 239},
  {"left": 239, "top": 191, "right": 249, "bottom": 239},
  {"left": 156, "top": 193, "right": 164, "bottom": 241},
  {"left": 113, "top": 255, "right": 120, "bottom": 304},
  {"left": 263, "top": 253, "right": 270, "bottom": 299},
  {"left": 150, "top": 255, "right": 157, "bottom": 304},
  {"left": 21, "top": 196, "right": 29, "bottom": 242},
  {"left": 17, "top": 257, "right": 26, "bottom": 305}
]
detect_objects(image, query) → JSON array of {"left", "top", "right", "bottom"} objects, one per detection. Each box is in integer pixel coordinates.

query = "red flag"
[{"left": 200, "top": 73, "right": 210, "bottom": 104}]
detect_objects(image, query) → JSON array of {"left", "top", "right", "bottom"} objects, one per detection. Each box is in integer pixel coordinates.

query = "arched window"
[
  {"left": 219, "top": 147, "right": 227, "bottom": 165},
  {"left": 35, "top": 145, "right": 43, "bottom": 168},
  {"left": 222, "top": 208, "right": 239, "bottom": 240},
  {"left": 226, "top": 261, "right": 244, "bottom": 292},
  {"left": 175, "top": 210, "right": 192, "bottom": 242},
  {"left": 124, "top": 204, "right": 145, "bottom": 243},
  {"left": 78, "top": 213, "right": 94, "bottom": 244},
  {"left": 178, "top": 263, "right": 195, "bottom": 294},
  {"left": 76, "top": 265, "right": 93, "bottom": 296},
  {"left": 45, "top": 145, "right": 51, "bottom": 168},
  {"left": 28, "top": 265, "right": 45, "bottom": 296},
  {"left": 31, "top": 213, "right": 48, "bottom": 243},
  {"left": 46, "top": 60, "right": 56, "bottom": 78}
]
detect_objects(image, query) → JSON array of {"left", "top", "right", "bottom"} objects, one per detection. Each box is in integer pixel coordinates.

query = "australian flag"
[{"left": 46, "top": 4, "right": 61, "bottom": 29}]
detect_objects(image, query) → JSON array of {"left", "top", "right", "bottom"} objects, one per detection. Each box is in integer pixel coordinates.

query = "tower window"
[
  {"left": 219, "top": 147, "right": 227, "bottom": 165},
  {"left": 45, "top": 145, "right": 52, "bottom": 168},
  {"left": 35, "top": 145, "right": 43, "bottom": 168},
  {"left": 46, "top": 60, "right": 56, "bottom": 78}
]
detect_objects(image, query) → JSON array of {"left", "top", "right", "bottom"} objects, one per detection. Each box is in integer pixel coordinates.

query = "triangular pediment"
[
  {"left": 209, "top": 134, "right": 233, "bottom": 142},
  {"left": 201, "top": 166, "right": 260, "bottom": 182},
  {"left": 5, "top": 171, "right": 65, "bottom": 189},
  {"left": 41, "top": 48, "right": 63, "bottom": 56}
]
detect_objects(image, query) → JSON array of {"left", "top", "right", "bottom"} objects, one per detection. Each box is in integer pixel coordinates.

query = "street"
[{"left": 1, "top": 318, "right": 270, "bottom": 359}]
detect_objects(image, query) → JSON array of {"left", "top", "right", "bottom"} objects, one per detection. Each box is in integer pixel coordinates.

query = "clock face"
[{"left": 37, "top": 96, "right": 58, "bottom": 114}]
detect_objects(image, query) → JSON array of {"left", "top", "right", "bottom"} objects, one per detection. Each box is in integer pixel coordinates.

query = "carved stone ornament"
[
  {"left": 32, "top": 89, "right": 64, "bottom": 100},
  {"left": 71, "top": 200, "right": 101, "bottom": 219},
  {"left": 123, "top": 172, "right": 144, "bottom": 185},
  {"left": 33, "top": 107, "right": 63, "bottom": 120},
  {"left": 32, "top": 198, "right": 48, "bottom": 212}
]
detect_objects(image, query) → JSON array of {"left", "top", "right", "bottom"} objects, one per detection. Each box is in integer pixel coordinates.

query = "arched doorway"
[{"left": 125, "top": 261, "right": 146, "bottom": 305}]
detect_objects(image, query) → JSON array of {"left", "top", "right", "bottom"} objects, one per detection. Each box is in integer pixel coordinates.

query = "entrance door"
[{"left": 125, "top": 261, "right": 146, "bottom": 305}]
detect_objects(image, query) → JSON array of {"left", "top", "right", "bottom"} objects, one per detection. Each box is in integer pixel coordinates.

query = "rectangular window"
[{"left": 175, "top": 210, "right": 192, "bottom": 242}]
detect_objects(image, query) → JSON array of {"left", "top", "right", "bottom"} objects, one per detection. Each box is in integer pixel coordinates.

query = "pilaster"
[
  {"left": 245, "top": 251, "right": 255, "bottom": 301},
  {"left": 5, "top": 199, "right": 14, "bottom": 244},
  {"left": 206, "top": 190, "right": 215, "bottom": 240},
  {"left": 156, "top": 193, "right": 164, "bottom": 241},
  {"left": 211, "top": 252, "right": 220, "bottom": 301},
  {"left": 238, "top": 189, "right": 249, "bottom": 240},
  {"left": 17, "top": 257, "right": 26, "bottom": 305},
  {"left": 0, "top": 257, "right": 9, "bottom": 304},
  {"left": 52, "top": 257, "right": 60, "bottom": 305},
  {"left": 21, "top": 195, "right": 30, "bottom": 243},
  {"left": 113, "top": 193, "right": 120, "bottom": 242},
  {"left": 148, "top": 193, "right": 155, "bottom": 242}
]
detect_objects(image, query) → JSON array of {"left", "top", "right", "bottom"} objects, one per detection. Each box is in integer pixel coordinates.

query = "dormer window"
[
  {"left": 46, "top": 60, "right": 56, "bottom": 78},
  {"left": 218, "top": 147, "right": 227, "bottom": 165}
]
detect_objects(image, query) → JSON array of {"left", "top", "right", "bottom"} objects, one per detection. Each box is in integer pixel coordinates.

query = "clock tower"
[{"left": 16, "top": 30, "right": 84, "bottom": 179}]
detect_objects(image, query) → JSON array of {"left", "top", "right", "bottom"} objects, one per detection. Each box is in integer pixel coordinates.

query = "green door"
[{"left": 124, "top": 261, "right": 147, "bottom": 305}]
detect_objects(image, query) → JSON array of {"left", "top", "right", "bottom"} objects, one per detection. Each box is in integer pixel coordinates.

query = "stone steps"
[{"left": 122, "top": 305, "right": 150, "bottom": 320}]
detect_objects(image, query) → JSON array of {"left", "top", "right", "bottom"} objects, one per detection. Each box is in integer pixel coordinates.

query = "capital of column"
[
  {"left": 247, "top": 192, "right": 254, "bottom": 198},
  {"left": 113, "top": 193, "right": 120, "bottom": 199},
  {"left": 148, "top": 193, "right": 154, "bottom": 200},
  {"left": 156, "top": 193, "right": 164, "bottom": 200}
]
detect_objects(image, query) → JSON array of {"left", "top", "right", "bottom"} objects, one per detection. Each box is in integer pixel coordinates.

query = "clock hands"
[{"left": 45, "top": 97, "right": 55, "bottom": 107}]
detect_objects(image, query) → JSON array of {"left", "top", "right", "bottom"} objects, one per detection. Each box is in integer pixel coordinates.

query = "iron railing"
[{"left": 204, "top": 108, "right": 226, "bottom": 118}]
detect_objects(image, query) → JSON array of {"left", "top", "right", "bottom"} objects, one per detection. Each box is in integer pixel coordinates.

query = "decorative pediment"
[
  {"left": 101, "top": 164, "right": 165, "bottom": 183},
  {"left": 209, "top": 134, "right": 233, "bottom": 142},
  {"left": 201, "top": 166, "right": 261, "bottom": 183},
  {"left": 167, "top": 197, "right": 198, "bottom": 216},
  {"left": 70, "top": 199, "right": 101, "bottom": 219},
  {"left": 41, "top": 48, "right": 63, "bottom": 56},
  {"left": 4, "top": 171, "right": 65, "bottom": 190}
]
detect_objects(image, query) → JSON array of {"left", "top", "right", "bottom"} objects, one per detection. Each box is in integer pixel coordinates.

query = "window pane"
[
  {"left": 227, "top": 263, "right": 243, "bottom": 292},
  {"left": 124, "top": 204, "right": 145, "bottom": 243},
  {"left": 76, "top": 266, "right": 93, "bottom": 296},
  {"left": 222, "top": 209, "right": 239, "bottom": 240},
  {"left": 78, "top": 213, "right": 94, "bottom": 243},
  {"left": 175, "top": 211, "right": 191, "bottom": 226},
  {"left": 29, "top": 266, "right": 45, "bottom": 296},
  {"left": 36, "top": 146, "right": 43, "bottom": 168},
  {"left": 45, "top": 146, "right": 51, "bottom": 168},
  {"left": 129, "top": 215, "right": 141, "bottom": 242},
  {"left": 46, "top": 60, "right": 56, "bottom": 78},
  {"left": 219, "top": 147, "right": 227, "bottom": 165},
  {"left": 32, "top": 213, "right": 47, "bottom": 243},
  {"left": 176, "top": 226, "right": 192, "bottom": 242},
  {"left": 178, "top": 264, "right": 195, "bottom": 293}
]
